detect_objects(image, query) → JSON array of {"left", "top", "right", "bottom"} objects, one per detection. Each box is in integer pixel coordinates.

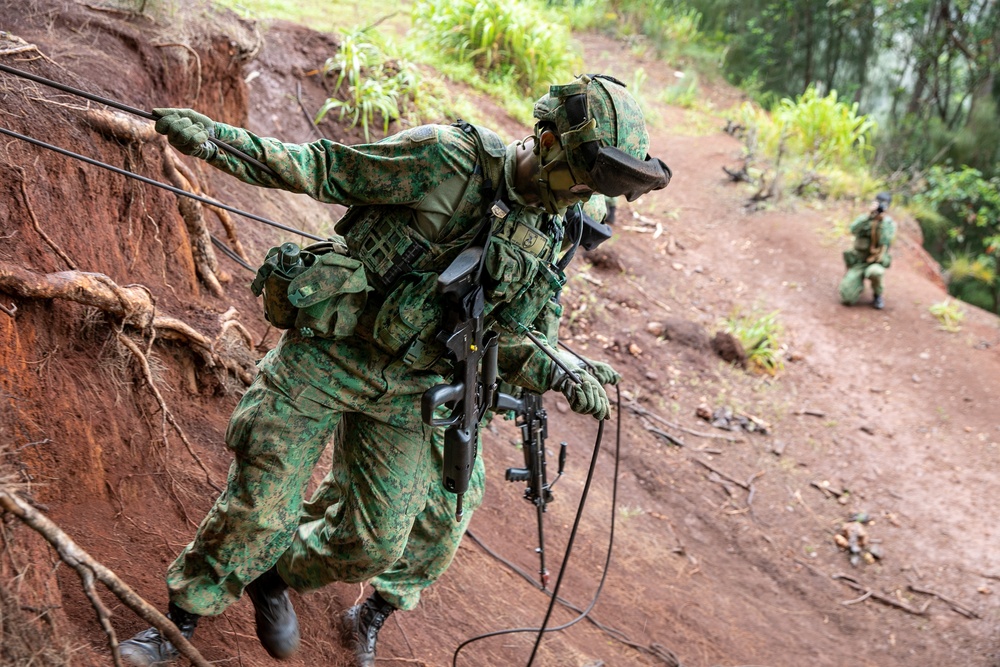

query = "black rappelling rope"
[
  {"left": 210, "top": 234, "right": 255, "bottom": 273},
  {"left": 0, "top": 125, "right": 325, "bottom": 242},
  {"left": 0, "top": 61, "right": 281, "bottom": 180},
  {"left": 451, "top": 375, "right": 625, "bottom": 666},
  {"left": 463, "top": 386, "right": 683, "bottom": 667}
]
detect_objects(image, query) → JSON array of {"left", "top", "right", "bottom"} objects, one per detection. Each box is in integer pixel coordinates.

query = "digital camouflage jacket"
[{"left": 208, "top": 122, "right": 587, "bottom": 393}]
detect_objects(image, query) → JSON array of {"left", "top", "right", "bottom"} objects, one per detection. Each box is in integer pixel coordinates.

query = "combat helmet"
[{"left": 531, "top": 73, "right": 671, "bottom": 213}]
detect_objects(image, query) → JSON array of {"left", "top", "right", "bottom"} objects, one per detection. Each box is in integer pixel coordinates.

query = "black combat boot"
[
  {"left": 119, "top": 602, "right": 199, "bottom": 667},
  {"left": 340, "top": 591, "right": 396, "bottom": 667},
  {"left": 245, "top": 566, "right": 300, "bottom": 659},
  {"left": 873, "top": 294, "right": 885, "bottom": 310}
]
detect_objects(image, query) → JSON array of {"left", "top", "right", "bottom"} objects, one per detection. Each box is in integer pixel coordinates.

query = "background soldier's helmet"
[
  {"left": 876, "top": 191, "right": 892, "bottom": 212},
  {"left": 532, "top": 74, "right": 670, "bottom": 207}
]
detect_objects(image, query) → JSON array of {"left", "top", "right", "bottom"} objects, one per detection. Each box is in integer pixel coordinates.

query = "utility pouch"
[
  {"left": 286, "top": 252, "right": 371, "bottom": 338},
  {"left": 842, "top": 249, "right": 861, "bottom": 269},
  {"left": 371, "top": 271, "right": 444, "bottom": 369},
  {"left": 251, "top": 243, "right": 309, "bottom": 329}
]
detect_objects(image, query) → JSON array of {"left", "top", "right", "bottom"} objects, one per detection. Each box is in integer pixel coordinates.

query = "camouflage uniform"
[
  {"left": 839, "top": 212, "right": 896, "bottom": 305},
  {"left": 166, "top": 122, "right": 581, "bottom": 615}
]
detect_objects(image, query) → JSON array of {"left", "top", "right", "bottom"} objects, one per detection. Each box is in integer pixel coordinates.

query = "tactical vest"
[{"left": 336, "top": 123, "right": 568, "bottom": 372}]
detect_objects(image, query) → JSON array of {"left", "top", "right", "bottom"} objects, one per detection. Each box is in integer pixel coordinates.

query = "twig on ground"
[
  {"left": 0, "top": 490, "right": 213, "bottom": 667},
  {"left": 840, "top": 590, "right": 873, "bottom": 606},
  {"left": 692, "top": 458, "right": 749, "bottom": 490},
  {"left": 907, "top": 585, "right": 980, "bottom": 619},
  {"left": 625, "top": 398, "right": 741, "bottom": 442},
  {"left": 623, "top": 275, "right": 673, "bottom": 315},
  {"left": 832, "top": 574, "right": 930, "bottom": 616},
  {"left": 643, "top": 421, "right": 685, "bottom": 447},
  {"left": 0, "top": 301, "right": 15, "bottom": 317}
]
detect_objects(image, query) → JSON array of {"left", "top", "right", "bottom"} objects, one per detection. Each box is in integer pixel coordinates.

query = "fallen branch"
[
  {"left": 625, "top": 398, "right": 741, "bottom": 442},
  {"left": 692, "top": 459, "right": 749, "bottom": 490},
  {"left": 0, "top": 490, "right": 213, "bottom": 667},
  {"left": 907, "top": 585, "right": 980, "bottom": 619},
  {"left": 0, "top": 300, "right": 15, "bottom": 317},
  {"left": 643, "top": 422, "right": 685, "bottom": 447},
  {"left": 832, "top": 574, "right": 930, "bottom": 616}
]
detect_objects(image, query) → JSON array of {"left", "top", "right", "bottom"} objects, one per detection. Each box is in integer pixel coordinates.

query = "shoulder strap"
[{"left": 452, "top": 120, "right": 506, "bottom": 197}]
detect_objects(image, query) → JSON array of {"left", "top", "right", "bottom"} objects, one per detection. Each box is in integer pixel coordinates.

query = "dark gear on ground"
[
  {"left": 119, "top": 603, "right": 199, "bottom": 667},
  {"left": 245, "top": 565, "right": 301, "bottom": 659},
  {"left": 340, "top": 591, "right": 397, "bottom": 667},
  {"left": 531, "top": 74, "right": 671, "bottom": 212}
]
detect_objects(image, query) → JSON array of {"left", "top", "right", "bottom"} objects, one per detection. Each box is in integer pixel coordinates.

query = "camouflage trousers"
[
  {"left": 839, "top": 262, "right": 887, "bottom": 305},
  {"left": 166, "top": 329, "right": 484, "bottom": 615}
]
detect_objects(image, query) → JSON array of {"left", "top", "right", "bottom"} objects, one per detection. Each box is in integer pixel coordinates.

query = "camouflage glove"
[
  {"left": 153, "top": 108, "right": 218, "bottom": 160},
  {"left": 583, "top": 358, "right": 620, "bottom": 386},
  {"left": 556, "top": 351, "right": 621, "bottom": 386},
  {"left": 550, "top": 364, "right": 610, "bottom": 421}
]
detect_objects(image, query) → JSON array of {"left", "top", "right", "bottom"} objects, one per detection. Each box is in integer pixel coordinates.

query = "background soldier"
[
  {"left": 118, "top": 74, "right": 670, "bottom": 666},
  {"left": 839, "top": 192, "right": 896, "bottom": 309}
]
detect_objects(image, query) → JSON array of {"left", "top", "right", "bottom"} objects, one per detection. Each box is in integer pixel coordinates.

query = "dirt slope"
[{"left": 1, "top": 3, "right": 998, "bottom": 667}]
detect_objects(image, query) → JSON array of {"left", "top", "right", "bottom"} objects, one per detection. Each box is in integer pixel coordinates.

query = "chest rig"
[{"left": 333, "top": 123, "right": 567, "bottom": 369}]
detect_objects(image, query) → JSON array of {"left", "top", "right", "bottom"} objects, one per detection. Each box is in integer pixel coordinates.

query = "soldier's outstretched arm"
[{"left": 154, "top": 109, "right": 471, "bottom": 208}]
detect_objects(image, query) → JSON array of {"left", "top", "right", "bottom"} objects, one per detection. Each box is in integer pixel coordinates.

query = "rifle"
[
  {"left": 498, "top": 391, "right": 566, "bottom": 590},
  {"left": 422, "top": 246, "right": 505, "bottom": 521}
]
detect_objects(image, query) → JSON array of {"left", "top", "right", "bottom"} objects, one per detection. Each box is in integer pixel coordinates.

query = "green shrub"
[
  {"left": 914, "top": 165, "right": 1000, "bottom": 313},
  {"left": 721, "top": 307, "right": 785, "bottom": 375},
  {"left": 412, "top": 0, "right": 580, "bottom": 95},
  {"left": 316, "top": 28, "right": 420, "bottom": 141},
  {"left": 929, "top": 299, "right": 965, "bottom": 332},
  {"left": 736, "top": 87, "right": 881, "bottom": 201}
]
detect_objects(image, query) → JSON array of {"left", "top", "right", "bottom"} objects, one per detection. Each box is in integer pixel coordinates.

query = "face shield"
[{"left": 532, "top": 74, "right": 672, "bottom": 212}]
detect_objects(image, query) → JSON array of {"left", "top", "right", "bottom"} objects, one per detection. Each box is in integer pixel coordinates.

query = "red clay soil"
[{"left": 1, "top": 3, "right": 998, "bottom": 667}]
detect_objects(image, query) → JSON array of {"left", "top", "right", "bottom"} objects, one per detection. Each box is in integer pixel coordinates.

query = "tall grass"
[
  {"left": 412, "top": 0, "right": 580, "bottom": 96},
  {"left": 737, "top": 86, "right": 881, "bottom": 201},
  {"left": 316, "top": 28, "right": 420, "bottom": 141}
]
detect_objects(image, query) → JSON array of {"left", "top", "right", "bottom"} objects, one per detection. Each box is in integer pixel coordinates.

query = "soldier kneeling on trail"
[{"left": 839, "top": 192, "right": 896, "bottom": 310}]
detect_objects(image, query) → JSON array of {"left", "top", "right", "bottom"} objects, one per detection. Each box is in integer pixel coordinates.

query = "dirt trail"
[{"left": 0, "top": 5, "right": 998, "bottom": 667}]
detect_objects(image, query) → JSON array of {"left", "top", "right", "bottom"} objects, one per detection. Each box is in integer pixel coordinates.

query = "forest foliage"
[{"left": 215, "top": 0, "right": 999, "bottom": 312}]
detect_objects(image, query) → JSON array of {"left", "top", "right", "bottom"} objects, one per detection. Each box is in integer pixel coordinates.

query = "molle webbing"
[{"left": 339, "top": 123, "right": 507, "bottom": 296}]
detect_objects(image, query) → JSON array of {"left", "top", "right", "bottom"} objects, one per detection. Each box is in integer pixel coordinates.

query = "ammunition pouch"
[
  {"left": 370, "top": 272, "right": 446, "bottom": 370},
  {"left": 287, "top": 252, "right": 371, "bottom": 338},
  {"left": 843, "top": 249, "right": 861, "bottom": 269},
  {"left": 251, "top": 243, "right": 370, "bottom": 338}
]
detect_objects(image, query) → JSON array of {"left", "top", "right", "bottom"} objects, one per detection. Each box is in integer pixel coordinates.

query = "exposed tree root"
[
  {"left": 116, "top": 333, "right": 222, "bottom": 493},
  {"left": 82, "top": 109, "right": 238, "bottom": 297},
  {"left": 0, "top": 490, "right": 213, "bottom": 667},
  {"left": 14, "top": 167, "right": 78, "bottom": 270},
  {"left": 0, "top": 262, "right": 257, "bottom": 386}
]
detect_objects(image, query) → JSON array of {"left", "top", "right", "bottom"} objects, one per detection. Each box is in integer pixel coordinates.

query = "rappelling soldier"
[{"left": 118, "top": 73, "right": 670, "bottom": 666}]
